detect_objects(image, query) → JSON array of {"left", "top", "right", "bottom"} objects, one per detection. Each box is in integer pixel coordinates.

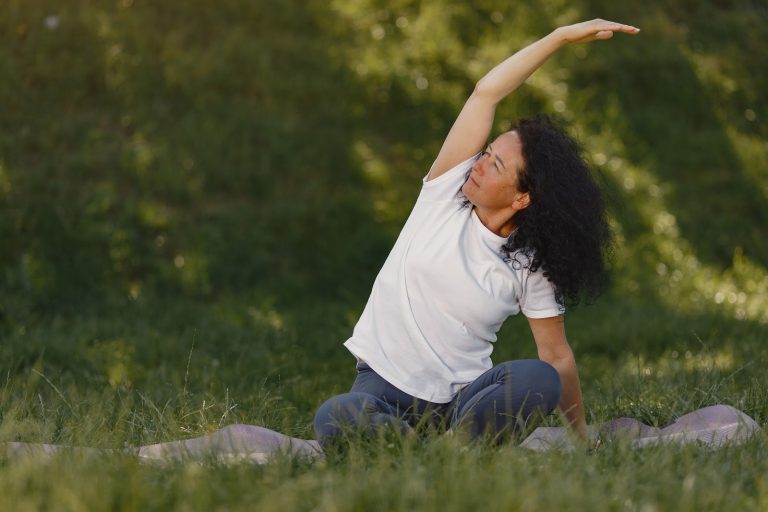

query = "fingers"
[
  {"left": 560, "top": 19, "right": 639, "bottom": 44},
  {"left": 593, "top": 18, "right": 640, "bottom": 34},
  {"left": 615, "top": 25, "right": 640, "bottom": 34}
]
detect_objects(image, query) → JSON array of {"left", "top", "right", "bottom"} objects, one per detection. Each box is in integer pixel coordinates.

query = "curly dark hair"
[{"left": 502, "top": 114, "right": 613, "bottom": 308}]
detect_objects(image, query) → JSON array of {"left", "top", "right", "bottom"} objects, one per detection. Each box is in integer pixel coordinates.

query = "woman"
[{"left": 314, "top": 19, "right": 639, "bottom": 448}]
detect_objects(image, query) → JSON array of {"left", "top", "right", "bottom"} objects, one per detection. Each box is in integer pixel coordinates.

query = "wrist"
[
  {"left": 549, "top": 27, "right": 568, "bottom": 47},
  {"left": 566, "top": 411, "right": 588, "bottom": 438},
  {"left": 573, "top": 421, "right": 588, "bottom": 439}
]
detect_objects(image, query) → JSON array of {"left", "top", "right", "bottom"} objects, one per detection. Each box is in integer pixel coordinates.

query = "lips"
[{"left": 470, "top": 175, "right": 479, "bottom": 186}]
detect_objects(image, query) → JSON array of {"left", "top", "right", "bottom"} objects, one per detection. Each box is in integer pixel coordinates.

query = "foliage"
[{"left": 1, "top": 0, "right": 767, "bottom": 510}]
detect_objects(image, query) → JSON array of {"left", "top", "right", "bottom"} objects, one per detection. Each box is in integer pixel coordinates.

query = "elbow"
[
  {"left": 472, "top": 78, "right": 497, "bottom": 102},
  {"left": 538, "top": 347, "right": 575, "bottom": 368},
  {"left": 472, "top": 78, "right": 504, "bottom": 106}
]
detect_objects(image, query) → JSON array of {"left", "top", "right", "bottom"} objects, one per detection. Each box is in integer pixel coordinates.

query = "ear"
[{"left": 514, "top": 192, "right": 531, "bottom": 210}]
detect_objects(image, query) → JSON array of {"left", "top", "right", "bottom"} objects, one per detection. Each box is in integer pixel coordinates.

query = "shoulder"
[
  {"left": 505, "top": 251, "right": 565, "bottom": 317},
  {"left": 419, "top": 152, "right": 479, "bottom": 202}
]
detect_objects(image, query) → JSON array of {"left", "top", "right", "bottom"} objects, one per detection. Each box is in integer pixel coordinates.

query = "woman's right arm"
[{"left": 427, "top": 19, "right": 639, "bottom": 181}]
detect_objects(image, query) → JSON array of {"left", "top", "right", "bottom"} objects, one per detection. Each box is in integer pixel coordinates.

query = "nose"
[{"left": 472, "top": 158, "right": 488, "bottom": 175}]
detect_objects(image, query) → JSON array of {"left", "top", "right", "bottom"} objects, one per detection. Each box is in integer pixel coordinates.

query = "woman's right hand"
[{"left": 555, "top": 18, "right": 640, "bottom": 44}]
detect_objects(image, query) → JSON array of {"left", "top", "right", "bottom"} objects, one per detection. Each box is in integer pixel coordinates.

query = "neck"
[{"left": 473, "top": 205, "right": 517, "bottom": 238}]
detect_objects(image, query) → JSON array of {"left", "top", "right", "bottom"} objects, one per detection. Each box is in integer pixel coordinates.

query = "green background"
[{"left": 1, "top": 0, "right": 767, "bottom": 510}]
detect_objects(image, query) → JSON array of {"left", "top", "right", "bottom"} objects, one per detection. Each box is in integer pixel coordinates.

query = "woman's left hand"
[{"left": 555, "top": 18, "right": 640, "bottom": 44}]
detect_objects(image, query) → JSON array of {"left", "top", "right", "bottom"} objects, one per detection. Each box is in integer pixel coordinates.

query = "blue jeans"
[{"left": 313, "top": 359, "right": 560, "bottom": 450}]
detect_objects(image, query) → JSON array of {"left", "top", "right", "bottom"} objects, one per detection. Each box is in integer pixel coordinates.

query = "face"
[{"left": 461, "top": 130, "right": 530, "bottom": 213}]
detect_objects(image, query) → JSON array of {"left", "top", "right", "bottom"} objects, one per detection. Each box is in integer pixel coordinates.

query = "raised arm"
[{"left": 427, "top": 19, "right": 640, "bottom": 181}]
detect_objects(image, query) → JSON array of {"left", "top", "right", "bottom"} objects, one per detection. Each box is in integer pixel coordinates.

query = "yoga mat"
[
  {"left": 519, "top": 404, "right": 761, "bottom": 451},
  {"left": 3, "top": 405, "right": 760, "bottom": 464}
]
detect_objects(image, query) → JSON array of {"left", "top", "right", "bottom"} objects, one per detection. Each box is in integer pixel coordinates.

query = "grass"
[
  {"left": 1, "top": 295, "right": 766, "bottom": 511},
  {"left": 5, "top": 434, "right": 768, "bottom": 511},
  {"left": 1, "top": 0, "right": 767, "bottom": 510}
]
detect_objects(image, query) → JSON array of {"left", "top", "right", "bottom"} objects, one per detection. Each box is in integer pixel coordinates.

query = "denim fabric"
[{"left": 313, "top": 359, "right": 560, "bottom": 450}]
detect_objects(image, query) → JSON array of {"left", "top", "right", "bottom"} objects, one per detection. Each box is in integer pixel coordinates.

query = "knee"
[
  {"left": 497, "top": 359, "right": 561, "bottom": 413},
  {"left": 313, "top": 392, "right": 374, "bottom": 445},
  {"left": 530, "top": 360, "right": 561, "bottom": 413}
]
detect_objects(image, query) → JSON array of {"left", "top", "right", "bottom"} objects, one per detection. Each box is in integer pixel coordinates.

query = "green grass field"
[{"left": 1, "top": 0, "right": 767, "bottom": 510}]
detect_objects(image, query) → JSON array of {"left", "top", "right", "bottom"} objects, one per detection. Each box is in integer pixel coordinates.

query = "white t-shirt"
[{"left": 343, "top": 153, "right": 563, "bottom": 403}]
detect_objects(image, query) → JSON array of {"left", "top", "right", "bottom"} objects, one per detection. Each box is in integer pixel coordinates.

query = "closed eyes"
[
  {"left": 481, "top": 148, "right": 498, "bottom": 171},
  {"left": 485, "top": 145, "right": 506, "bottom": 171}
]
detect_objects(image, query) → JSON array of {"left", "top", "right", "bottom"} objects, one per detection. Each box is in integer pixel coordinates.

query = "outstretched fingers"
[
  {"left": 593, "top": 19, "right": 640, "bottom": 35},
  {"left": 560, "top": 19, "right": 640, "bottom": 44}
]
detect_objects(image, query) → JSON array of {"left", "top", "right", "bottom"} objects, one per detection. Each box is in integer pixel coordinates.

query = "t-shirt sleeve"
[
  {"left": 419, "top": 153, "right": 480, "bottom": 201},
  {"left": 519, "top": 267, "right": 565, "bottom": 318}
]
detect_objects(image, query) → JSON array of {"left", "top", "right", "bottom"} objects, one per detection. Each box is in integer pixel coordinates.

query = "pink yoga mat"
[
  {"left": 4, "top": 405, "right": 761, "bottom": 463},
  {"left": 520, "top": 404, "right": 761, "bottom": 451}
]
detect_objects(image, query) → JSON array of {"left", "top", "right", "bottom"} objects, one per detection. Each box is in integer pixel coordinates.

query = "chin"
[{"left": 461, "top": 183, "right": 475, "bottom": 204}]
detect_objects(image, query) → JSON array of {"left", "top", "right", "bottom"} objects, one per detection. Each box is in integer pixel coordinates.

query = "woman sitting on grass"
[{"left": 314, "top": 19, "right": 640, "bottom": 448}]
